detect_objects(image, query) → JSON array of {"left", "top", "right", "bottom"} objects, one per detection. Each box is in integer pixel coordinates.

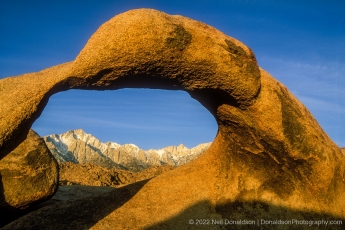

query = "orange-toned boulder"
[
  {"left": 1, "top": 9, "right": 344, "bottom": 229},
  {"left": 0, "top": 130, "right": 58, "bottom": 226}
]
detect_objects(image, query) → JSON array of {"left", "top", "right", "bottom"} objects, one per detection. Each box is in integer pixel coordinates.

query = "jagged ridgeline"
[{"left": 44, "top": 129, "right": 211, "bottom": 172}]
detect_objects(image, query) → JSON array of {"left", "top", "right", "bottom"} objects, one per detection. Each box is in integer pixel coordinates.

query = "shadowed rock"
[
  {"left": 0, "top": 130, "right": 58, "bottom": 226},
  {"left": 0, "top": 9, "right": 344, "bottom": 229}
]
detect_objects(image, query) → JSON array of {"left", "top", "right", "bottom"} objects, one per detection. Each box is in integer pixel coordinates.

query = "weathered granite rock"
[
  {"left": 0, "top": 9, "right": 344, "bottom": 229},
  {"left": 91, "top": 69, "right": 345, "bottom": 229},
  {"left": 0, "top": 130, "right": 58, "bottom": 226}
]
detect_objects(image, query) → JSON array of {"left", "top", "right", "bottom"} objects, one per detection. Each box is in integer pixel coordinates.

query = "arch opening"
[
  {"left": 33, "top": 88, "right": 217, "bottom": 149},
  {"left": 32, "top": 88, "right": 217, "bottom": 173}
]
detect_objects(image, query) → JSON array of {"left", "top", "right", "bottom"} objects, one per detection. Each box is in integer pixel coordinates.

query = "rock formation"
[
  {"left": 1, "top": 8, "right": 344, "bottom": 229},
  {"left": 44, "top": 129, "right": 211, "bottom": 171},
  {"left": 59, "top": 162, "right": 175, "bottom": 187},
  {"left": 0, "top": 130, "right": 58, "bottom": 226}
]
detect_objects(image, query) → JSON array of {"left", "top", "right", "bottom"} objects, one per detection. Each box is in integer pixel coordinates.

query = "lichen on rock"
[{"left": 165, "top": 25, "right": 192, "bottom": 50}]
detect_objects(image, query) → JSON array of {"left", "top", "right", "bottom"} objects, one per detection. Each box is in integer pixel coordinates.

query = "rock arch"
[
  {"left": 0, "top": 9, "right": 344, "bottom": 228},
  {"left": 0, "top": 9, "right": 260, "bottom": 158}
]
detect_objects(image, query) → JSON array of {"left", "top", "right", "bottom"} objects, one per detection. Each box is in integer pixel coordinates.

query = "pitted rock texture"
[
  {"left": 0, "top": 9, "right": 344, "bottom": 229},
  {"left": 0, "top": 130, "right": 58, "bottom": 226}
]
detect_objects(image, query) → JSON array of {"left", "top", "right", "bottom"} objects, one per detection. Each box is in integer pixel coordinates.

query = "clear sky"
[{"left": 1, "top": 0, "right": 344, "bottom": 149}]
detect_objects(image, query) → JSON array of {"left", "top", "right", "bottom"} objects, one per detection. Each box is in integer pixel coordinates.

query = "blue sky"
[{"left": 1, "top": 1, "right": 344, "bottom": 149}]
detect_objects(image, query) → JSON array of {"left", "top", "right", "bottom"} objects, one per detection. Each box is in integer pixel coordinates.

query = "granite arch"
[{"left": 0, "top": 9, "right": 344, "bottom": 228}]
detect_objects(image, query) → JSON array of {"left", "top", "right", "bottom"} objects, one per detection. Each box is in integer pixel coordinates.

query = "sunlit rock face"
[{"left": 0, "top": 8, "right": 344, "bottom": 229}]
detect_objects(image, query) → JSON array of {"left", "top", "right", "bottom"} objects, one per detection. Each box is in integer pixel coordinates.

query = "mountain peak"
[
  {"left": 73, "top": 128, "right": 86, "bottom": 134},
  {"left": 71, "top": 129, "right": 89, "bottom": 139},
  {"left": 44, "top": 130, "right": 211, "bottom": 171}
]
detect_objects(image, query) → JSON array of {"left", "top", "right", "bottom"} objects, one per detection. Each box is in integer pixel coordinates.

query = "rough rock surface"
[
  {"left": 45, "top": 129, "right": 211, "bottom": 171},
  {"left": 0, "top": 130, "right": 58, "bottom": 226},
  {"left": 59, "top": 162, "right": 175, "bottom": 187},
  {"left": 1, "top": 9, "right": 344, "bottom": 229}
]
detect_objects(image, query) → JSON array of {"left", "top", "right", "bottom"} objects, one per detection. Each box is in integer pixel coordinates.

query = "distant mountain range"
[{"left": 44, "top": 129, "right": 211, "bottom": 172}]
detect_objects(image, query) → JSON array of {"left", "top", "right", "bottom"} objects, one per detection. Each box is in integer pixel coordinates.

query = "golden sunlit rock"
[{"left": 1, "top": 9, "right": 344, "bottom": 229}]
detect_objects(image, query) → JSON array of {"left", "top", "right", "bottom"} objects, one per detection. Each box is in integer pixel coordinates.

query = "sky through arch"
[{"left": 32, "top": 89, "right": 217, "bottom": 150}]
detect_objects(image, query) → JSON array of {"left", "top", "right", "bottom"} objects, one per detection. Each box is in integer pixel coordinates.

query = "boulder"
[
  {"left": 0, "top": 9, "right": 344, "bottom": 229},
  {"left": 0, "top": 129, "right": 58, "bottom": 226}
]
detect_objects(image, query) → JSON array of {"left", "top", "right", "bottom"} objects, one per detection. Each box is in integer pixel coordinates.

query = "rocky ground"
[
  {"left": 41, "top": 161, "right": 173, "bottom": 208},
  {"left": 59, "top": 162, "right": 175, "bottom": 187},
  {"left": 0, "top": 163, "right": 175, "bottom": 228},
  {"left": 32, "top": 185, "right": 116, "bottom": 209},
  {"left": 2, "top": 180, "right": 150, "bottom": 230}
]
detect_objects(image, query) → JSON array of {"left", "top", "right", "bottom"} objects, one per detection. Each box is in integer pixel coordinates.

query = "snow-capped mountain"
[{"left": 44, "top": 129, "right": 211, "bottom": 172}]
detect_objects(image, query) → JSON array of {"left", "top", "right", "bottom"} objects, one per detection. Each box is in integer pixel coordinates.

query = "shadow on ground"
[
  {"left": 145, "top": 200, "right": 344, "bottom": 230},
  {"left": 1, "top": 179, "right": 150, "bottom": 229},
  {"left": 2, "top": 181, "right": 344, "bottom": 229}
]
